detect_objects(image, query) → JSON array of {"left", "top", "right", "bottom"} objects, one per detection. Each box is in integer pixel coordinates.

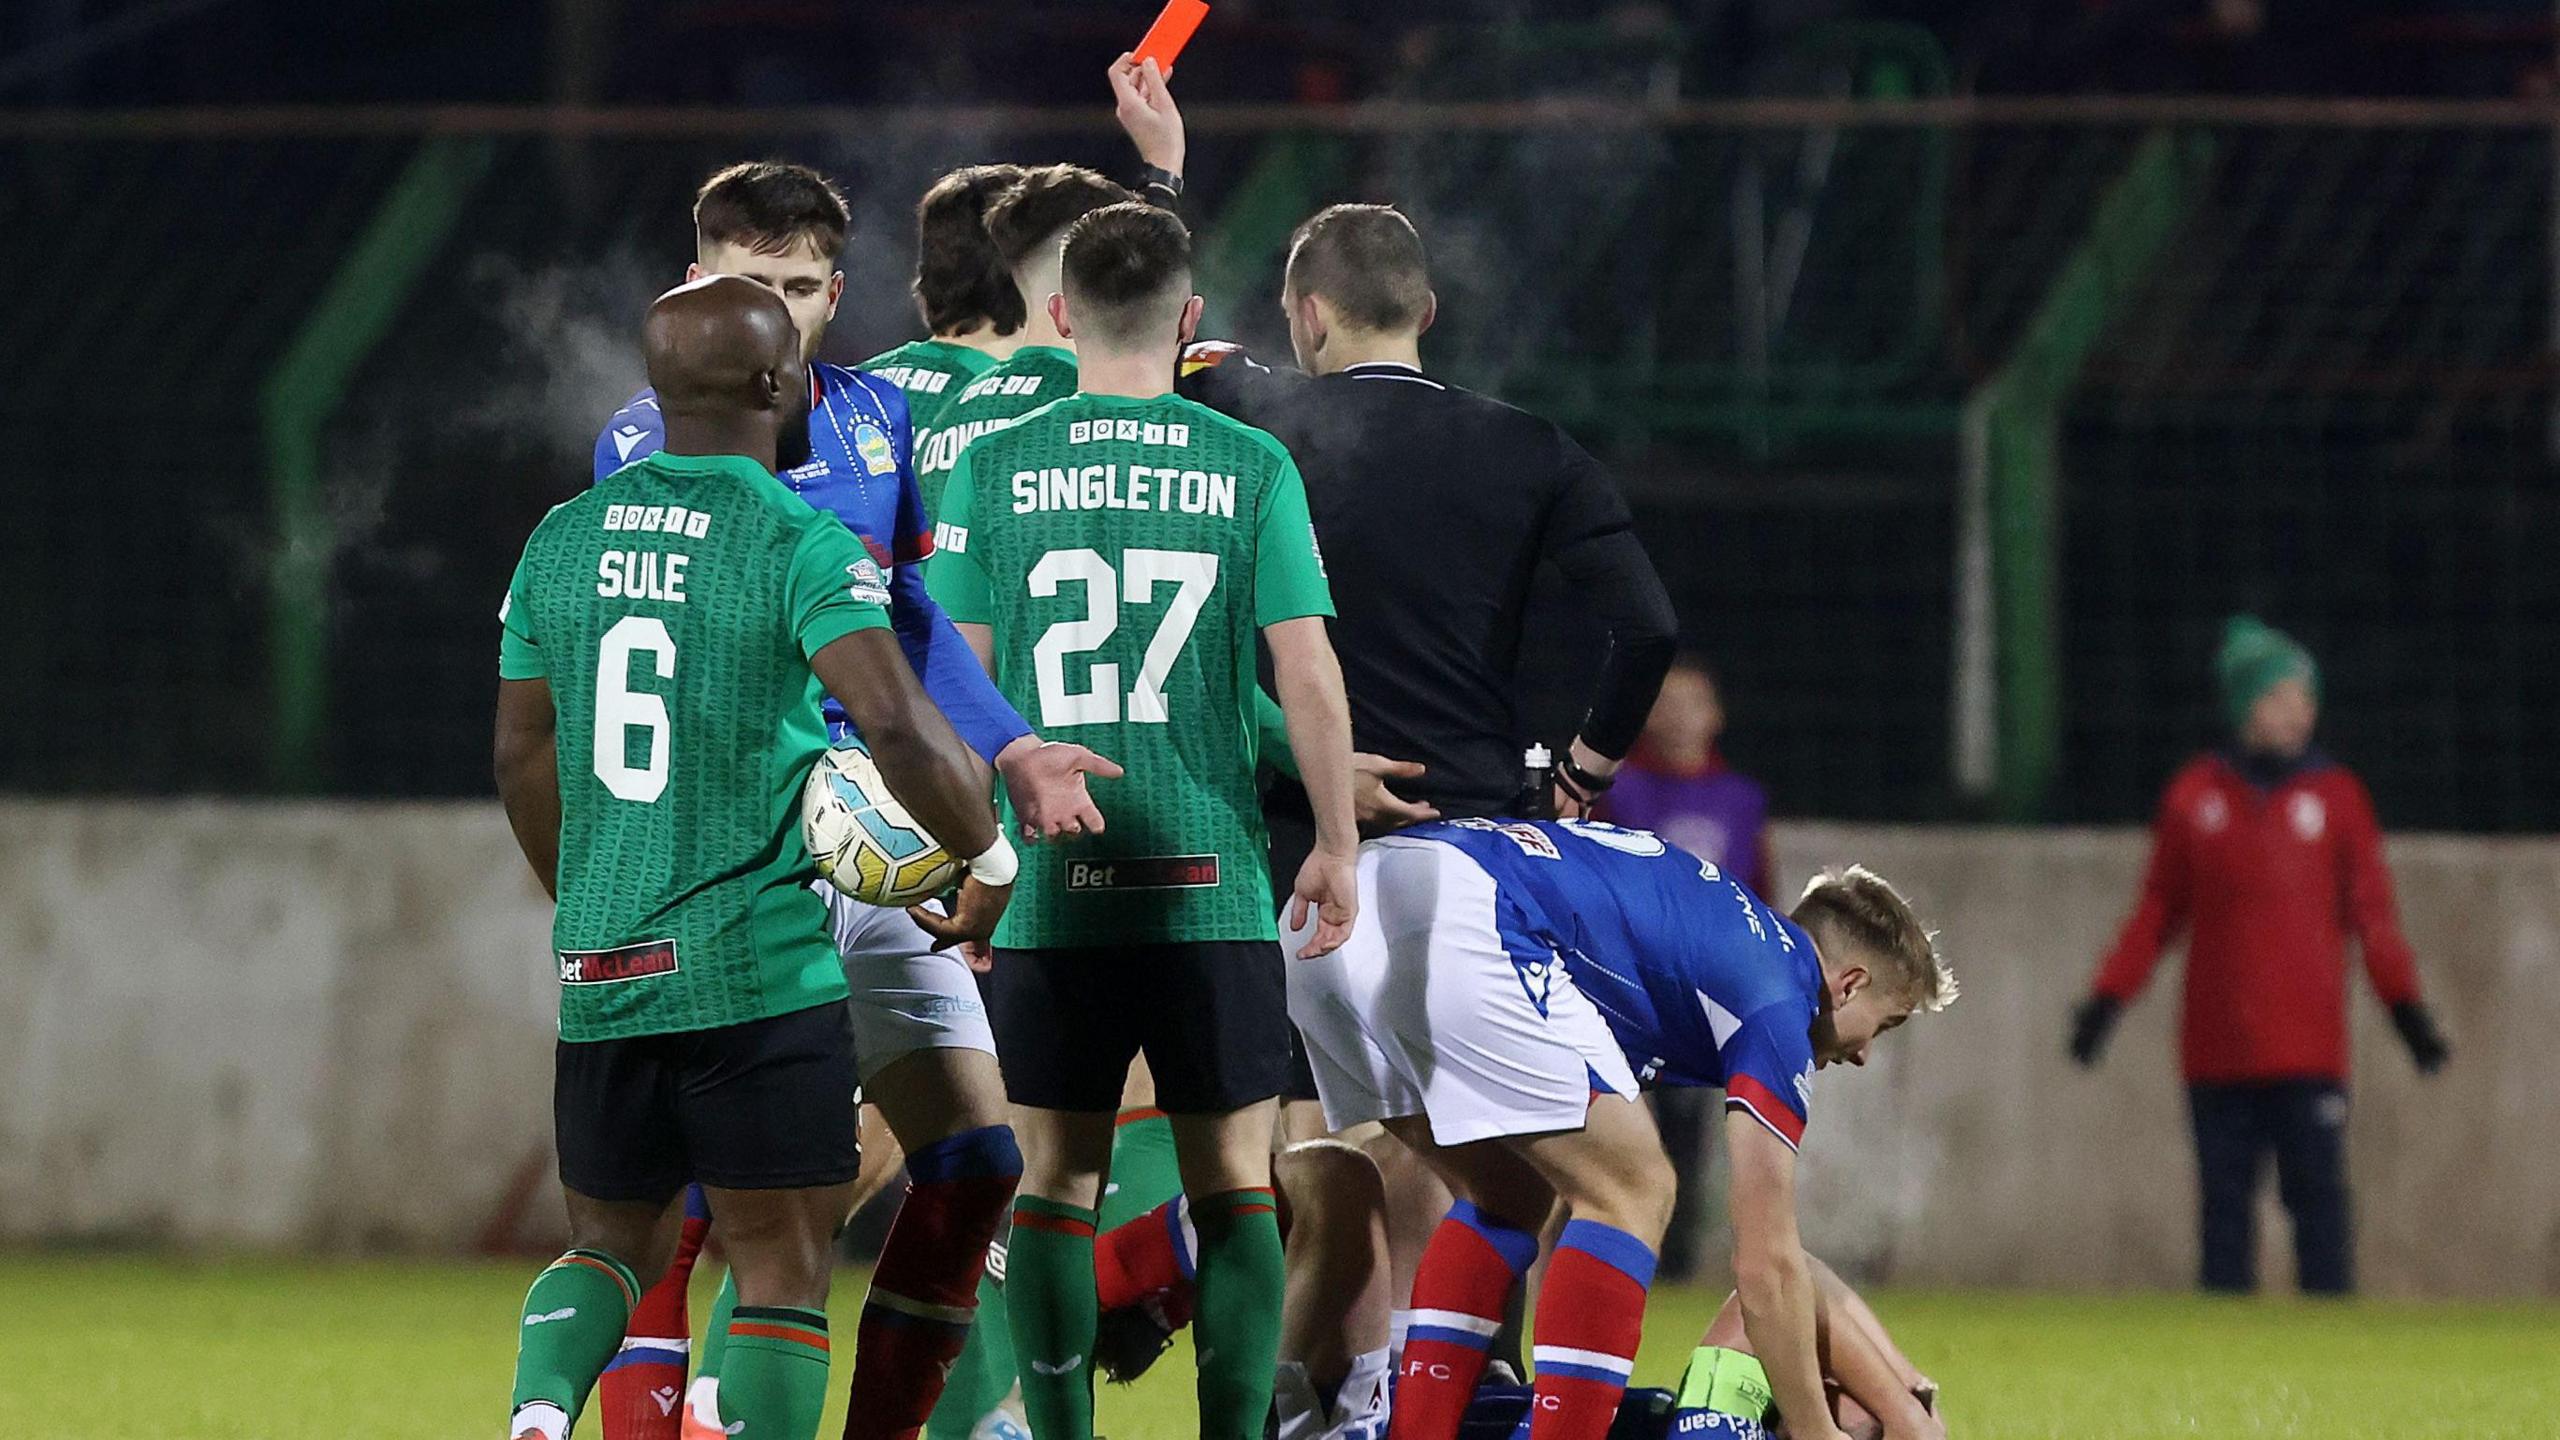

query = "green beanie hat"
[{"left": 2215, "top": 615, "right": 2318, "bottom": 730}]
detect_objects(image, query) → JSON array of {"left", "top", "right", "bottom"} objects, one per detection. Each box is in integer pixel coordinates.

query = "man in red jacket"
[{"left": 2069, "top": 616, "right": 2449, "bottom": 1295}]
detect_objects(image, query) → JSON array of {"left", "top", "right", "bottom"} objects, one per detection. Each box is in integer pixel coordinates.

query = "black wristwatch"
[
  {"left": 1137, "top": 165, "right": 1184, "bottom": 202},
  {"left": 1556, "top": 752, "right": 1615, "bottom": 805}
]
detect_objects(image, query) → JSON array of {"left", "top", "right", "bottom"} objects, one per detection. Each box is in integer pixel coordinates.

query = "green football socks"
[
  {"left": 1008, "top": 1194, "right": 1102, "bottom": 1440},
  {"left": 508, "top": 1248, "right": 641, "bottom": 1437},
  {"left": 1098, "top": 1110, "right": 1184, "bottom": 1229},
  {"left": 700, "top": 1267, "right": 740, "bottom": 1376},
  {"left": 1190, "top": 1186, "right": 1286, "bottom": 1440},
  {"left": 927, "top": 1108, "right": 1178, "bottom": 1440},
  {"left": 719, "top": 1305, "right": 834, "bottom": 1439}
]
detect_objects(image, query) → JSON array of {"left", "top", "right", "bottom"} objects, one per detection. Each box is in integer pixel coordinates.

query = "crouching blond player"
[{"left": 1287, "top": 818, "right": 1955, "bottom": 1440}]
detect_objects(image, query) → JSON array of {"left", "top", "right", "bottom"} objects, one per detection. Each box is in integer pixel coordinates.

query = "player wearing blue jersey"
[
  {"left": 591, "top": 162, "right": 1126, "bottom": 1440},
  {"left": 1287, "top": 820, "right": 1955, "bottom": 1440}
]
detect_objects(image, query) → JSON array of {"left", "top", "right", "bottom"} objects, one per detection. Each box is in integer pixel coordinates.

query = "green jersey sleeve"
[
  {"left": 786, "top": 516, "right": 894, "bottom": 660},
  {"left": 1254, "top": 457, "right": 1335, "bottom": 626},
  {"left": 497, "top": 552, "right": 546, "bottom": 680},
  {"left": 924, "top": 450, "right": 996, "bottom": 624}
]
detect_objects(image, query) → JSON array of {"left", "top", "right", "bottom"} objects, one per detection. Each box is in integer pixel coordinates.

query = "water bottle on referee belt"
[{"left": 1520, "top": 743, "right": 1556, "bottom": 820}]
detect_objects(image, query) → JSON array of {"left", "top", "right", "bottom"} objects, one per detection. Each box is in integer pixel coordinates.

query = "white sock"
[
  {"left": 509, "top": 1401, "right": 569, "bottom": 1440},
  {"left": 687, "top": 1375, "right": 721, "bottom": 1428}
]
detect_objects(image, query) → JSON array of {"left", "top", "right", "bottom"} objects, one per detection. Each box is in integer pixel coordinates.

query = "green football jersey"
[
  {"left": 927, "top": 391, "right": 1335, "bottom": 948},
  {"left": 859, "top": 338, "right": 998, "bottom": 430},
  {"left": 498, "top": 451, "right": 893, "bottom": 1042},
  {"left": 911, "top": 344, "right": 1079, "bottom": 522}
]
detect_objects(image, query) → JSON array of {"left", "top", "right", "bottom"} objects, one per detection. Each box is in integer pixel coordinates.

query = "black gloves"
[
  {"left": 2390, "top": 1001, "right": 2450, "bottom": 1074},
  {"left": 2068, "top": 995, "right": 2122, "bottom": 1066}
]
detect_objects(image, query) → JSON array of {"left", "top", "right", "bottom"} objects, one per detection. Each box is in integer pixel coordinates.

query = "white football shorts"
[
  {"left": 816, "top": 882, "right": 997, "bottom": 1084},
  {"left": 1284, "top": 836, "right": 1636, "bottom": 1146},
  {"left": 1273, "top": 1347, "right": 1391, "bottom": 1440}
]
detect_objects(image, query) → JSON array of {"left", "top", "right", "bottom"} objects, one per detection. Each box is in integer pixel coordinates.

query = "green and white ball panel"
[{"left": 802, "top": 741, "right": 965, "bottom": 907}]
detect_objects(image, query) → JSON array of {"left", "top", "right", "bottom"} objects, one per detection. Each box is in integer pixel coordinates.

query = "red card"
[{"left": 1133, "top": 0, "right": 1209, "bottom": 77}]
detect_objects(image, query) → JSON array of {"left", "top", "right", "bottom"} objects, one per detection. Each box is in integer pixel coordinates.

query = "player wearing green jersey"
[
  {"left": 910, "top": 165, "right": 1135, "bottom": 519},
  {"left": 860, "top": 165, "right": 1025, "bottom": 427},
  {"left": 497, "top": 277, "right": 1017, "bottom": 1440},
  {"left": 928, "top": 203, "right": 1361, "bottom": 1440}
]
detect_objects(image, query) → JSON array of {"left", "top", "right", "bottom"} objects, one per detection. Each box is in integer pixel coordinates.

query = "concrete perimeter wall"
[{"left": 3, "top": 801, "right": 2554, "bottom": 1295}]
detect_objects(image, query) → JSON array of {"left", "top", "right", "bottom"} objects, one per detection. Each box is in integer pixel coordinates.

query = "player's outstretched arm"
[
  {"left": 494, "top": 676, "right": 562, "bottom": 900},
  {"left": 896, "top": 560, "right": 1121, "bottom": 842},
  {"left": 1725, "top": 1113, "right": 1854, "bottom": 1440},
  {"left": 1252, "top": 687, "right": 1440, "bottom": 832},
  {"left": 1267, "top": 615, "right": 1359, "bottom": 957}
]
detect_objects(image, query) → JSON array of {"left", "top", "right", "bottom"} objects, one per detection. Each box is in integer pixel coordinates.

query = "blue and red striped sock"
[
  {"left": 598, "top": 1186, "right": 711, "bottom": 1440},
  {"left": 1387, "top": 1200, "right": 1539, "bottom": 1440},
  {"left": 843, "top": 1124, "right": 1021, "bottom": 1440},
  {"left": 1528, "top": 1220, "right": 1656, "bottom": 1440}
]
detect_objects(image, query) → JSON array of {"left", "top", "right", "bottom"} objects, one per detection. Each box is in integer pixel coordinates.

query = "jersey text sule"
[{"left": 500, "top": 451, "right": 889, "bottom": 1040}]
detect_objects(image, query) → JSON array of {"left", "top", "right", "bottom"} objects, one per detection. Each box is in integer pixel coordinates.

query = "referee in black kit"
[
  {"left": 1185, "top": 203, "right": 1677, "bottom": 834},
  {"left": 1181, "top": 202, "right": 1680, "bottom": 1094}
]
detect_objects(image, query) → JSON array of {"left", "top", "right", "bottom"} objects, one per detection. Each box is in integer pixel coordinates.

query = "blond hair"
[{"left": 1790, "top": 865, "right": 1956, "bottom": 1012}]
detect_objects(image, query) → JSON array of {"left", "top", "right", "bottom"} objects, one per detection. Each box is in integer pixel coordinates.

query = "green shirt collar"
[
  {"left": 1072, "top": 390, "right": 1180, "bottom": 409},
  {"left": 638, "top": 450, "right": 773, "bottom": 481}
]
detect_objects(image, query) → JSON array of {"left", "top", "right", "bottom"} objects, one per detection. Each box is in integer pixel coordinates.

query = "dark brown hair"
[
  {"left": 914, "top": 164, "right": 1027, "bottom": 337},
  {"left": 985, "top": 165, "right": 1135, "bottom": 272},
  {"left": 1791, "top": 866, "right": 1956, "bottom": 1011},
  {"left": 694, "top": 161, "right": 850, "bottom": 259},
  {"left": 1284, "top": 203, "right": 1432, "bottom": 332},
  {"left": 1060, "top": 203, "right": 1193, "bottom": 347}
]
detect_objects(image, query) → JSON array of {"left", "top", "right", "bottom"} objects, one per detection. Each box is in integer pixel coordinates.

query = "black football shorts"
[
  {"left": 554, "top": 1001, "right": 863, "bottom": 1202},
  {"left": 991, "top": 940, "right": 1289, "bottom": 1114}
]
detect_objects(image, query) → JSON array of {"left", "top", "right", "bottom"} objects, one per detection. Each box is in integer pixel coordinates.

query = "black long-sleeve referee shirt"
[{"left": 1180, "top": 345, "right": 1679, "bottom": 821}]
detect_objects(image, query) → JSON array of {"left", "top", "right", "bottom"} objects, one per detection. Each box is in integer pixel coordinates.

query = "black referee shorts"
[
  {"left": 554, "top": 1001, "right": 863, "bottom": 1203},
  {"left": 991, "top": 941, "right": 1289, "bottom": 1115}
]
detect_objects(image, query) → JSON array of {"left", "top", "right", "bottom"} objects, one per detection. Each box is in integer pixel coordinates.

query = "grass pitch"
[{"left": 8, "top": 1254, "right": 2555, "bottom": 1438}]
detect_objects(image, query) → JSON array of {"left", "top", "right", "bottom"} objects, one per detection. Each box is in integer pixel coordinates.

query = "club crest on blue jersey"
[{"left": 853, "top": 422, "right": 898, "bottom": 476}]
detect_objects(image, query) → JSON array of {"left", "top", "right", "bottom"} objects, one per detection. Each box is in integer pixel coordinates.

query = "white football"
[{"left": 802, "top": 741, "right": 965, "bottom": 906}]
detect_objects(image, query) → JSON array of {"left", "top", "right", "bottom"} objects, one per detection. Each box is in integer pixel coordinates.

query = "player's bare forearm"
[
  {"left": 1807, "top": 1255, "right": 1920, "bottom": 1386},
  {"left": 493, "top": 677, "right": 562, "bottom": 900},
  {"left": 1812, "top": 1264, "right": 1938, "bottom": 1438},
  {"left": 1109, "top": 53, "right": 1186, "bottom": 177},
  {"left": 1727, "top": 1114, "right": 1843, "bottom": 1440},
  {"left": 814, "top": 629, "right": 997, "bottom": 859},
  {"left": 1267, "top": 617, "right": 1357, "bottom": 857}
]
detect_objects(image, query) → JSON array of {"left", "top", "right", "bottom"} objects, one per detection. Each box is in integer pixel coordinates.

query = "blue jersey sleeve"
[
  {"left": 1718, "top": 1005, "right": 1814, "bottom": 1151},
  {"left": 893, "top": 557, "right": 1033, "bottom": 763},
  {"left": 864, "top": 375, "right": 1034, "bottom": 763},
  {"left": 594, "top": 392, "right": 665, "bottom": 482}
]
